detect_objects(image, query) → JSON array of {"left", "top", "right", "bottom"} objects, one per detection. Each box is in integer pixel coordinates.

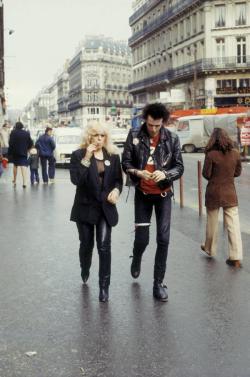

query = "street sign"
[{"left": 240, "top": 118, "right": 250, "bottom": 146}]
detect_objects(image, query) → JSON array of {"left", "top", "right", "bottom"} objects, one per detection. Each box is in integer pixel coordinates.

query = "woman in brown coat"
[{"left": 201, "top": 128, "right": 243, "bottom": 267}]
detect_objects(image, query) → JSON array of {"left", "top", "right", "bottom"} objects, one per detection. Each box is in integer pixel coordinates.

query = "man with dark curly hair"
[{"left": 122, "top": 103, "right": 184, "bottom": 301}]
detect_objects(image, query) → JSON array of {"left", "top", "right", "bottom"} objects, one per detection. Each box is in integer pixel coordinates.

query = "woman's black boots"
[
  {"left": 80, "top": 248, "right": 93, "bottom": 284},
  {"left": 99, "top": 278, "right": 110, "bottom": 302},
  {"left": 98, "top": 252, "right": 111, "bottom": 302}
]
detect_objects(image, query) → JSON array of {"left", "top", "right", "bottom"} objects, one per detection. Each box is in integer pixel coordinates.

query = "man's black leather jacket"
[{"left": 122, "top": 123, "right": 184, "bottom": 190}]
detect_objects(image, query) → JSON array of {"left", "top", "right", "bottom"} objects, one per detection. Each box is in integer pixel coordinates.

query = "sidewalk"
[{"left": 0, "top": 170, "right": 250, "bottom": 377}]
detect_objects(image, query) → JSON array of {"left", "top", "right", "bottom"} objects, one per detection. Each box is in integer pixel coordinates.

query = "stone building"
[
  {"left": 128, "top": 0, "right": 250, "bottom": 109},
  {"left": 68, "top": 35, "right": 133, "bottom": 127}
]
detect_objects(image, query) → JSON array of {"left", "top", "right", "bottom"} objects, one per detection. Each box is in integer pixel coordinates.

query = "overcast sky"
[{"left": 4, "top": 0, "right": 132, "bottom": 109}]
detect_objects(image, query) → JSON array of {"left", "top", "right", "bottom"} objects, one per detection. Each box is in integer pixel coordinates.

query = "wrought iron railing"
[
  {"left": 128, "top": 71, "right": 170, "bottom": 91},
  {"left": 129, "top": 0, "right": 204, "bottom": 46},
  {"left": 129, "top": 0, "right": 162, "bottom": 25},
  {"left": 129, "top": 56, "right": 250, "bottom": 91}
]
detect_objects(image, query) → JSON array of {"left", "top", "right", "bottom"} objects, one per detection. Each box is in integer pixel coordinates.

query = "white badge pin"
[
  {"left": 104, "top": 160, "right": 111, "bottom": 166},
  {"left": 133, "top": 138, "right": 139, "bottom": 145}
]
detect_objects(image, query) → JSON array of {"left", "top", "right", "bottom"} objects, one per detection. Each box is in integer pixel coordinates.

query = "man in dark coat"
[
  {"left": 35, "top": 127, "right": 56, "bottom": 184},
  {"left": 122, "top": 103, "right": 184, "bottom": 302}
]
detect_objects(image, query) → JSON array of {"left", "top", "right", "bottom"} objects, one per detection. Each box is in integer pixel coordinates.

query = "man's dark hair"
[
  {"left": 15, "top": 121, "right": 24, "bottom": 130},
  {"left": 45, "top": 127, "right": 52, "bottom": 134},
  {"left": 142, "top": 103, "right": 170, "bottom": 122}
]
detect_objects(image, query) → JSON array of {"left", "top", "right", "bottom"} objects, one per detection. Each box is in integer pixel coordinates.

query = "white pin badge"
[
  {"left": 104, "top": 160, "right": 111, "bottom": 166},
  {"left": 133, "top": 138, "right": 139, "bottom": 145}
]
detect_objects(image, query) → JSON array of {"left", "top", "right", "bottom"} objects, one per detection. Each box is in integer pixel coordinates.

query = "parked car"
[
  {"left": 111, "top": 127, "right": 129, "bottom": 147},
  {"left": 176, "top": 114, "right": 243, "bottom": 153},
  {"left": 53, "top": 127, "right": 83, "bottom": 166}
]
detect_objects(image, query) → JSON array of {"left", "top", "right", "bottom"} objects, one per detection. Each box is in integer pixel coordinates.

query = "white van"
[
  {"left": 53, "top": 127, "right": 83, "bottom": 166},
  {"left": 176, "top": 114, "right": 243, "bottom": 153}
]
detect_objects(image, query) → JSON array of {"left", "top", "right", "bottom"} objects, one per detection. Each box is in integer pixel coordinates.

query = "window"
[
  {"left": 193, "top": 13, "right": 197, "bottom": 33},
  {"left": 177, "top": 121, "right": 189, "bottom": 132},
  {"left": 216, "top": 38, "right": 225, "bottom": 63},
  {"left": 186, "top": 17, "right": 191, "bottom": 36},
  {"left": 237, "top": 37, "right": 246, "bottom": 63},
  {"left": 239, "top": 78, "right": 250, "bottom": 87},
  {"left": 216, "top": 79, "right": 237, "bottom": 94},
  {"left": 180, "top": 21, "right": 184, "bottom": 40},
  {"left": 215, "top": 5, "right": 225, "bottom": 27},
  {"left": 235, "top": 3, "right": 246, "bottom": 26}
]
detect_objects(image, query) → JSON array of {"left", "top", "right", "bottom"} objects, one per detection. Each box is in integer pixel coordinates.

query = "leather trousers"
[
  {"left": 77, "top": 216, "right": 111, "bottom": 286},
  {"left": 133, "top": 189, "right": 172, "bottom": 282}
]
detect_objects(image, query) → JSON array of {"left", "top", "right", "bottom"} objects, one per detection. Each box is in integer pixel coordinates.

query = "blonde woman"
[{"left": 70, "top": 122, "right": 123, "bottom": 302}]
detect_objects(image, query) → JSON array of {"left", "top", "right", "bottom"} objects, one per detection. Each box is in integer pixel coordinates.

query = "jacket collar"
[{"left": 137, "top": 123, "right": 169, "bottom": 143}]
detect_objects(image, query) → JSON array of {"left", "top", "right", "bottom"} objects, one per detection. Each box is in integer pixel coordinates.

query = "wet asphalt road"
[{"left": 0, "top": 156, "right": 250, "bottom": 377}]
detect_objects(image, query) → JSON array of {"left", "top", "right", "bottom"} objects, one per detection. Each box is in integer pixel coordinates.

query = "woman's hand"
[
  {"left": 85, "top": 144, "right": 97, "bottom": 160},
  {"left": 107, "top": 188, "right": 120, "bottom": 204}
]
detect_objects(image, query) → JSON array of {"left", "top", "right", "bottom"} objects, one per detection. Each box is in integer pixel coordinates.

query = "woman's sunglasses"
[{"left": 91, "top": 134, "right": 106, "bottom": 137}]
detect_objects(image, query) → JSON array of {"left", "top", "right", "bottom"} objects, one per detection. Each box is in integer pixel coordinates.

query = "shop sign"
[
  {"left": 200, "top": 108, "right": 217, "bottom": 115},
  {"left": 240, "top": 118, "right": 250, "bottom": 146}
]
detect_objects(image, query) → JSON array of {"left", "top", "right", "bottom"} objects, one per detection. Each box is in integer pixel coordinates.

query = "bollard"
[
  {"left": 197, "top": 160, "right": 203, "bottom": 216},
  {"left": 179, "top": 176, "right": 184, "bottom": 208}
]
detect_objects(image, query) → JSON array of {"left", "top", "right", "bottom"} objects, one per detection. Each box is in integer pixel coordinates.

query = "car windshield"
[{"left": 56, "top": 135, "right": 80, "bottom": 144}]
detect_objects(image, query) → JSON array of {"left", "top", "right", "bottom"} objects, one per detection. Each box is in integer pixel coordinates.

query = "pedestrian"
[
  {"left": 122, "top": 103, "right": 184, "bottom": 302},
  {"left": 201, "top": 128, "right": 243, "bottom": 268},
  {"left": 0, "top": 123, "right": 10, "bottom": 157},
  {"left": 8, "top": 122, "right": 33, "bottom": 188},
  {"left": 35, "top": 127, "right": 56, "bottom": 184},
  {"left": 70, "top": 121, "right": 123, "bottom": 302},
  {"left": 28, "top": 144, "right": 40, "bottom": 185}
]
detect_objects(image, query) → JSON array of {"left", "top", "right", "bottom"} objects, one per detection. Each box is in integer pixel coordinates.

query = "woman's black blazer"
[{"left": 70, "top": 148, "right": 123, "bottom": 227}]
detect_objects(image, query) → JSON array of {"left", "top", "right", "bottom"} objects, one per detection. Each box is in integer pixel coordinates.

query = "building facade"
[
  {"left": 128, "top": 0, "right": 250, "bottom": 109},
  {"left": 57, "top": 61, "right": 69, "bottom": 124},
  {"left": 68, "top": 35, "right": 133, "bottom": 127}
]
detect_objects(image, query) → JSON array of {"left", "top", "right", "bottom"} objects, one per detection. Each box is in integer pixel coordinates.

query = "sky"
[{"left": 4, "top": 0, "right": 132, "bottom": 109}]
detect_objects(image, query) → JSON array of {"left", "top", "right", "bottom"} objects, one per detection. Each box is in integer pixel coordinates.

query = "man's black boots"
[
  {"left": 153, "top": 280, "right": 168, "bottom": 302},
  {"left": 130, "top": 255, "right": 142, "bottom": 279}
]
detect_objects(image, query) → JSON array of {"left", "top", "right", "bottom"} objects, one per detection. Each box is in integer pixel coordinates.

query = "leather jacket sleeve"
[
  {"left": 113, "top": 154, "right": 123, "bottom": 193},
  {"left": 121, "top": 130, "right": 140, "bottom": 184},
  {"left": 162, "top": 133, "right": 184, "bottom": 185}
]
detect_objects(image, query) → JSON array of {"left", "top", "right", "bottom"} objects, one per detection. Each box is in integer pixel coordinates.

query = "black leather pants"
[
  {"left": 77, "top": 216, "right": 111, "bottom": 286},
  {"left": 133, "top": 189, "right": 172, "bottom": 282}
]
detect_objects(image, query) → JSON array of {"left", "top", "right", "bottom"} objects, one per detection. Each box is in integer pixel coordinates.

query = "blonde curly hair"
[{"left": 80, "top": 121, "right": 119, "bottom": 155}]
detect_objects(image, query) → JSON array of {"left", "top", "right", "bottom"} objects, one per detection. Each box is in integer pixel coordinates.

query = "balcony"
[
  {"left": 129, "top": 56, "right": 250, "bottom": 92},
  {"left": 128, "top": 71, "right": 170, "bottom": 92},
  {"left": 129, "top": 0, "right": 162, "bottom": 26},
  {"left": 68, "top": 100, "right": 82, "bottom": 111},
  {"left": 129, "top": 0, "right": 204, "bottom": 47}
]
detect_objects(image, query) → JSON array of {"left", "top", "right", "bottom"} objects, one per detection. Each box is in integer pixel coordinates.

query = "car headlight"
[{"left": 60, "top": 154, "right": 65, "bottom": 159}]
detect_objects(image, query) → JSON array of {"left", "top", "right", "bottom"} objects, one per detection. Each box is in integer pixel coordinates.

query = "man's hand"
[
  {"left": 137, "top": 170, "right": 152, "bottom": 180},
  {"left": 107, "top": 188, "right": 120, "bottom": 204},
  {"left": 151, "top": 170, "right": 166, "bottom": 182}
]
